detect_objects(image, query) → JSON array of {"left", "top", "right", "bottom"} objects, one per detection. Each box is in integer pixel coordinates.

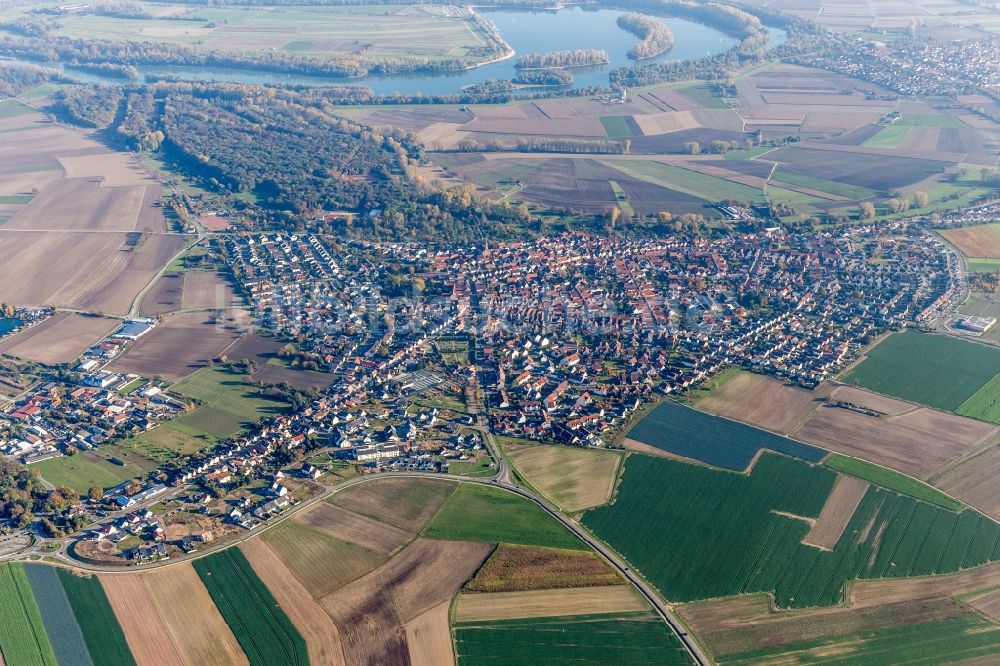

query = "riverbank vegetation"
[
  {"left": 513, "top": 69, "right": 573, "bottom": 86},
  {"left": 516, "top": 49, "right": 609, "bottom": 70},
  {"left": 617, "top": 12, "right": 674, "bottom": 59}
]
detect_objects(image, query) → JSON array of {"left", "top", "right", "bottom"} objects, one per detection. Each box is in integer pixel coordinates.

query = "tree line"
[
  {"left": 513, "top": 69, "right": 573, "bottom": 86},
  {"left": 617, "top": 12, "right": 674, "bottom": 60},
  {"left": 516, "top": 49, "right": 609, "bottom": 70},
  {"left": 55, "top": 81, "right": 535, "bottom": 241}
]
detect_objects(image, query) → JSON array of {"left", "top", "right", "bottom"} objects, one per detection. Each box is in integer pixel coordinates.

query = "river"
[{"left": 9, "top": 7, "right": 786, "bottom": 95}]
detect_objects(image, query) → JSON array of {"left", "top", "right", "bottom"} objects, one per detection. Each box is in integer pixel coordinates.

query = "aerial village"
[{"left": 0, "top": 216, "right": 966, "bottom": 564}]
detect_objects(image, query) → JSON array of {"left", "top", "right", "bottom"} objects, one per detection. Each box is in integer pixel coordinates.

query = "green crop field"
[
  {"left": 772, "top": 170, "right": 879, "bottom": 199},
  {"left": 193, "top": 549, "right": 308, "bottom": 666},
  {"left": 454, "top": 612, "right": 693, "bottom": 665},
  {"left": 717, "top": 612, "right": 1000, "bottom": 665},
  {"left": 841, "top": 332, "right": 1000, "bottom": 411},
  {"left": 423, "top": 483, "right": 585, "bottom": 550},
  {"left": 0, "top": 564, "right": 57, "bottom": 666},
  {"left": 824, "top": 454, "right": 961, "bottom": 511},
  {"left": 861, "top": 126, "right": 912, "bottom": 149},
  {"left": 0, "top": 194, "right": 33, "bottom": 204},
  {"left": 57, "top": 569, "right": 135, "bottom": 666},
  {"left": 605, "top": 160, "right": 765, "bottom": 203},
  {"left": 600, "top": 116, "right": 633, "bottom": 138},
  {"left": 583, "top": 454, "right": 1000, "bottom": 607},
  {"left": 957, "top": 372, "right": 1000, "bottom": 425}
]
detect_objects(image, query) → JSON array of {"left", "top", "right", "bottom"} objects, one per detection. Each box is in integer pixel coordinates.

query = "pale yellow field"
[
  {"left": 143, "top": 565, "right": 248, "bottom": 666},
  {"left": 454, "top": 585, "right": 648, "bottom": 622},
  {"left": 505, "top": 442, "right": 622, "bottom": 512},
  {"left": 804, "top": 475, "right": 870, "bottom": 550},
  {"left": 404, "top": 601, "right": 454, "bottom": 666},
  {"left": 240, "top": 539, "right": 347, "bottom": 666}
]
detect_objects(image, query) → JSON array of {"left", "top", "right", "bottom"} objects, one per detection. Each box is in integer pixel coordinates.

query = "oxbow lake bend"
[{"left": 12, "top": 7, "right": 786, "bottom": 95}]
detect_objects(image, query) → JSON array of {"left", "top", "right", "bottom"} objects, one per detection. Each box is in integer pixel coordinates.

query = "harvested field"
[
  {"left": 632, "top": 110, "right": 700, "bottom": 135},
  {"left": 58, "top": 153, "right": 159, "bottom": 188},
  {"left": 931, "top": 442, "right": 1000, "bottom": 522},
  {"left": 464, "top": 543, "right": 621, "bottom": 592},
  {"left": 3, "top": 178, "right": 162, "bottom": 232},
  {"left": 319, "top": 539, "right": 491, "bottom": 665},
  {"left": 239, "top": 539, "right": 346, "bottom": 666},
  {"left": 143, "top": 565, "right": 248, "bottom": 666},
  {"left": 629, "top": 128, "right": 748, "bottom": 155},
  {"left": 454, "top": 585, "right": 647, "bottom": 622},
  {"left": 765, "top": 146, "right": 951, "bottom": 191},
  {"left": 139, "top": 273, "right": 182, "bottom": 315},
  {"left": 504, "top": 442, "right": 621, "bottom": 512},
  {"left": 262, "top": 521, "right": 385, "bottom": 599},
  {"left": 680, "top": 593, "right": 978, "bottom": 662},
  {"left": 969, "top": 588, "right": 1000, "bottom": 622},
  {"left": 827, "top": 385, "right": 915, "bottom": 416},
  {"left": 697, "top": 372, "right": 829, "bottom": 435},
  {"left": 109, "top": 311, "right": 243, "bottom": 381},
  {"left": 803, "top": 475, "right": 870, "bottom": 549},
  {"left": 293, "top": 502, "right": 411, "bottom": 556},
  {"left": 100, "top": 574, "right": 184, "bottom": 666},
  {"left": 942, "top": 224, "right": 1000, "bottom": 259},
  {"left": 0, "top": 230, "right": 187, "bottom": 315},
  {"left": 851, "top": 562, "right": 1000, "bottom": 607},
  {"left": 0, "top": 312, "right": 117, "bottom": 365},
  {"left": 464, "top": 116, "right": 605, "bottom": 136},
  {"left": 794, "top": 403, "right": 998, "bottom": 479},
  {"left": 226, "top": 334, "right": 336, "bottom": 391},
  {"left": 327, "top": 477, "right": 455, "bottom": 532},
  {"left": 404, "top": 602, "right": 453, "bottom": 666},
  {"left": 181, "top": 271, "right": 239, "bottom": 310}
]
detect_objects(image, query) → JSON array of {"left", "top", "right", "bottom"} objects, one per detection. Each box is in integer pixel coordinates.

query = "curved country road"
[{"left": 36, "top": 456, "right": 708, "bottom": 665}]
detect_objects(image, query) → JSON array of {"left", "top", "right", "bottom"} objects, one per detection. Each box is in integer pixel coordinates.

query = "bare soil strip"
[
  {"left": 0, "top": 312, "right": 117, "bottom": 365},
  {"left": 404, "top": 601, "right": 454, "bottom": 666},
  {"left": 454, "top": 585, "right": 648, "bottom": 622},
  {"left": 804, "top": 475, "right": 871, "bottom": 550},
  {"left": 240, "top": 539, "right": 347, "bottom": 666},
  {"left": 319, "top": 539, "right": 491, "bottom": 665},
  {"left": 294, "top": 503, "right": 412, "bottom": 556},
  {"left": 143, "top": 565, "right": 248, "bottom": 666},
  {"left": 99, "top": 574, "right": 185, "bottom": 666}
]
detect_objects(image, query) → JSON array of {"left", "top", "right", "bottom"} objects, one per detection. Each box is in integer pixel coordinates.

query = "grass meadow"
[{"left": 423, "top": 483, "right": 585, "bottom": 550}]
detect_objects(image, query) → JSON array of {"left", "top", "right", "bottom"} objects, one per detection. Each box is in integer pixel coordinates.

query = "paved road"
[{"left": 473, "top": 429, "right": 707, "bottom": 665}]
